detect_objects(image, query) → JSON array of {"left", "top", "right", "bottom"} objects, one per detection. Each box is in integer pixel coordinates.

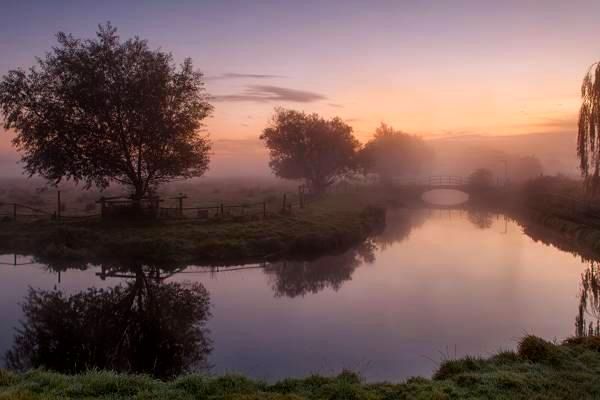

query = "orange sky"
[{"left": 0, "top": 1, "right": 597, "bottom": 155}]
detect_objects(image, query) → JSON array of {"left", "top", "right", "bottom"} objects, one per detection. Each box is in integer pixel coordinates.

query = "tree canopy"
[
  {"left": 0, "top": 23, "right": 212, "bottom": 198},
  {"left": 468, "top": 168, "right": 494, "bottom": 190},
  {"left": 359, "top": 123, "right": 433, "bottom": 184},
  {"left": 260, "top": 108, "right": 360, "bottom": 193},
  {"left": 578, "top": 62, "right": 600, "bottom": 194}
]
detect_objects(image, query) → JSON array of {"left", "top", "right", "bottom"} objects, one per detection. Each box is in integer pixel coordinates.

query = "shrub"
[
  {"left": 433, "top": 357, "right": 484, "bottom": 380},
  {"left": 517, "top": 335, "right": 557, "bottom": 363}
]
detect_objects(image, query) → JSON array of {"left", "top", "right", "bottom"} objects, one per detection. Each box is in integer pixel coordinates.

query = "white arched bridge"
[{"left": 393, "top": 175, "right": 472, "bottom": 192}]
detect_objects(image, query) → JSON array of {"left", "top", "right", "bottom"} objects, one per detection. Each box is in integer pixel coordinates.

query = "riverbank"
[
  {"left": 1, "top": 335, "right": 599, "bottom": 399},
  {"left": 0, "top": 193, "right": 387, "bottom": 266},
  {"left": 509, "top": 176, "right": 600, "bottom": 255}
]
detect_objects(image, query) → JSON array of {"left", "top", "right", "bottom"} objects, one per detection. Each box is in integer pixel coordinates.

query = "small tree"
[
  {"left": 359, "top": 123, "right": 432, "bottom": 185},
  {"left": 260, "top": 108, "right": 360, "bottom": 193},
  {"left": 578, "top": 62, "right": 600, "bottom": 194},
  {"left": 0, "top": 23, "right": 212, "bottom": 199},
  {"left": 468, "top": 168, "right": 494, "bottom": 190}
]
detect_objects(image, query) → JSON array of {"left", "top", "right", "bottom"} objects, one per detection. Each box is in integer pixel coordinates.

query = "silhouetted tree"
[
  {"left": 0, "top": 23, "right": 212, "bottom": 199},
  {"left": 468, "top": 168, "right": 494, "bottom": 190},
  {"left": 578, "top": 62, "right": 600, "bottom": 194},
  {"left": 260, "top": 108, "right": 360, "bottom": 194},
  {"left": 6, "top": 266, "right": 211, "bottom": 378},
  {"left": 359, "top": 123, "right": 433, "bottom": 185}
]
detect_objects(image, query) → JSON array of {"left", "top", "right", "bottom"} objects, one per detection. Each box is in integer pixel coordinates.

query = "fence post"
[
  {"left": 99, "top": 197, "right": 106, "bottom": 219},
  {"left": 299, "top": 186, "right": 304, "bottom": 209},
  {"left": 263, "top": 201, "right": 267, "bottom": 218},
  {"left": 57, "top": 190, "right": 61, "bottom": 221},
  {"left": 282, "top": 194, "right": 287, "bottom": 212},
  {"left": 13, "top": 203, "right": 17, "bottom": 221},
  {"left": 220, "top": 203, "right": 224, "bottom": 217},
  {"left": 177, "top": 195, "right": 184, "bottom": 218}
]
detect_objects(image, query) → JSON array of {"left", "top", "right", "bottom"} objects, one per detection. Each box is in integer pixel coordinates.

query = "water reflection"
[
  {"left": 514, "top": 216, "right": 600, "bottom": 337},
  {"left": 264, "top": 241, "right": 376, "bottom": 298},
  {"left": 374, "top": 209, "right": 427, "bottom": 249},
  {"left": 2, "top": 209, "right": 600, "bottom": 381},
  {"left": 576, "top": 263, "right": 600, "bottom": 337},
  {"left": 467, "top": 210, "right": 494, "bottom": 230},
  {"left": 6, "top": 264, "right": 211, "bottom": 379}
]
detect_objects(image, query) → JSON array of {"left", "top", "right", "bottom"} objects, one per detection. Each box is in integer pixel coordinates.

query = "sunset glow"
[{"left": 1, "top": 0, "right": 599, "bottom": 178}]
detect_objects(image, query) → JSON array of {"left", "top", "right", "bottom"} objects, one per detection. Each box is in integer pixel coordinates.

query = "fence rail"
[
  {"left": 392, "top": 175, "right": 468, "bottom": 187},
  {"left": 0, "top": 186, "right": 312, "bottom": 224}
]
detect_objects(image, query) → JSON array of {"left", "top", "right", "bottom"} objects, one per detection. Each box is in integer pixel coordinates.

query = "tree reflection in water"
[
  {"left": 264, "top": 240, "right": 376, "bottom": 298},
  {"left": 374, "top": 209, "right": 427, "bottom": 250},
  {"left": 6, "top": 264, "right": 211, "bottom": 379},
  {"left": 576, "top": 262, "right": 600, "bottom": 337},
  {"left": 467, "top": 209, "right": 494, "bottom": 230}
]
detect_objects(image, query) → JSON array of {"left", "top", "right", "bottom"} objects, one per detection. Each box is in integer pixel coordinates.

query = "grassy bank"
[
  {"left": 1, "top": 335, "right": 600, "bottom": 399},
  {"left": 509, "top": 176, "right": 600, "bottom": 254},
  {"left": 0, "top": 192, "right": 388, "bottom": 266}
]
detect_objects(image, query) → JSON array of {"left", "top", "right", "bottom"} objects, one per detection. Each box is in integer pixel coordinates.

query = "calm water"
[{"left": 0, "top": 206, "right": 597, "bottom": 381}]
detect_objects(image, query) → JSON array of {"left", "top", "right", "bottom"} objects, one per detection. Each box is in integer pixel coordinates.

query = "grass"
[
  {"left": 0, "top": 191, "right": 390, "bottom": 266},
  {"left": 2, "top": 336, "right": 600, "bottom": 399}
]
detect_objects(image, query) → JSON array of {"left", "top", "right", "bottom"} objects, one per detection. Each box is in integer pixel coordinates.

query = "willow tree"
[
  {"left": 578, "top": 62, "right": 600, "bottom": 194},
  {"left": 0, "top": 23, "right": 212, "bottom": 199}
]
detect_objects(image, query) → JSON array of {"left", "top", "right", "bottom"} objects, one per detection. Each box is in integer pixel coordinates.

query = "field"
[{"left": 0, "top": 181, "right": 390, "bottom": 266}]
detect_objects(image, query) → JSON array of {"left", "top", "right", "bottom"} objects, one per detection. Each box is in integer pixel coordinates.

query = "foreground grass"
[
  {"left": 0, "top": 191, "right": 390, "bottom": 266},
  {"left": 2, "top": 336, "right": 600, "bottom": 400}
]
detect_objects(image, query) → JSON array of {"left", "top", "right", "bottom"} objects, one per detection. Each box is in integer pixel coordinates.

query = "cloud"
[
  {"left": 504, "top": 115, "right": 577, "bottom": 134},
  {"left": 206, "top": 73, "right": 285, "bottom": 80},
  {"left": 214, "top": 85, "right": 326, "bottom": 103},
  {"left": 328, "top": 103, "right": 344, "bottom": 108},
  {"left": 529, "top": 116, "right": 577, "bottom": 131}
]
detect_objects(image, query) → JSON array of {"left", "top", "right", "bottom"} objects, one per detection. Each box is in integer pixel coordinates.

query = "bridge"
[{"left": 393, "top": 175, "right": 471, "bottom": 192}]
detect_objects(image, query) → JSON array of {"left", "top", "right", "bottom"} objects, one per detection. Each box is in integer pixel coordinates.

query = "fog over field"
[{"left": 0, "top": 129, "right": 578, "bottom": 181}]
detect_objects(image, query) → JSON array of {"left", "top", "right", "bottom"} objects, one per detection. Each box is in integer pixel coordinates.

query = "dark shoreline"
[{"left": 0, "top": 203, "right": 386, "bottom": 268}]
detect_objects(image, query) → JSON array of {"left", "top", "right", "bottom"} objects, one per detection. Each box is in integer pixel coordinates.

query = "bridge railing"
[
  {"left": 427, "top": 176, "right": 465, "bottom": 186},
  {"left": 392, "top": 176, "right": 467, "bottom": 187}
]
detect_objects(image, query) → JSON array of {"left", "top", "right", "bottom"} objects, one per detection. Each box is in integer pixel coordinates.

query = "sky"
[{"left": 0, "top": 0, "right": 598, "bottom": 175}]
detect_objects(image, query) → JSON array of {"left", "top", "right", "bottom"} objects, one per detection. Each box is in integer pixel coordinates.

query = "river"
[{"left": 0, "top": 202, "right": 596, "bottom": 381}]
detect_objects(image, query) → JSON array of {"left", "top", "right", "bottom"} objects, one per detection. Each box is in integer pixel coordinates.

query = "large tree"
[
  {"left": 260, "top": 108, "right": 360, "bottom": 193},
  {"left": 359, "top": 123, "right": 432, "bottom": 185},
  {"left": 0, "top": 23, "right": 212, "bottom": 199},
  {"left": 578, "top": 62, "right": 600, "bottom": 194}
]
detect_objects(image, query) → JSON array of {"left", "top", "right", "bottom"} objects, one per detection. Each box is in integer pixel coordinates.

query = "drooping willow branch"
[{"left": 578, "top": 62, "right": 600, "bottom": 194}]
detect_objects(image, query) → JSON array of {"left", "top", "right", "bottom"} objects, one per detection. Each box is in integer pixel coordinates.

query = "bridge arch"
[{"left": 394, "top": 175, "right": 473, "bottom": 206}]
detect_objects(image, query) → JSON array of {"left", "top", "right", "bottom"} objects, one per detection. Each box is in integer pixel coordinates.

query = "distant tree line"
[
  {"left": 260, "top": 110, "right": 435, "bottom": 193},
  {"left": 1, "top": 23, "right": 555, "bottom": 199}
]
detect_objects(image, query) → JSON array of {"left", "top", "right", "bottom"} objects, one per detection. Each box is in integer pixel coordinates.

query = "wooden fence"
[{"left": 1, "top": 186, "right": 311, "bottom": 223}]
